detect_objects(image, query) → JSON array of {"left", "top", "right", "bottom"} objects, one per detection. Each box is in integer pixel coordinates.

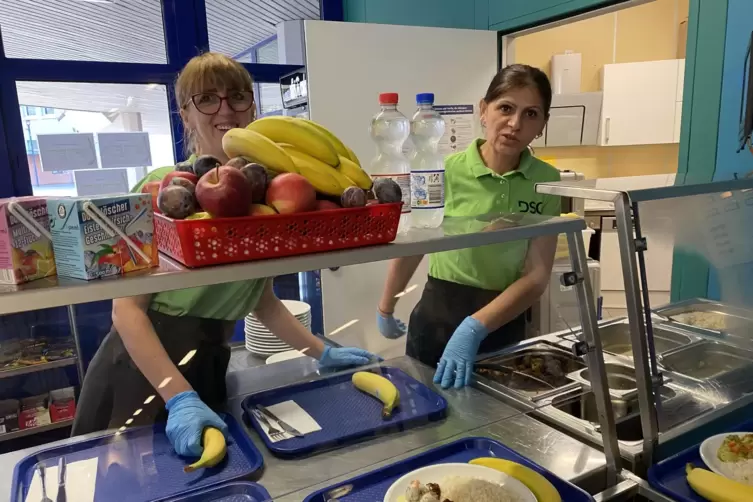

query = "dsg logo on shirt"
[{"left": 518, "top": 200, "right": 543, "bottom": 214}]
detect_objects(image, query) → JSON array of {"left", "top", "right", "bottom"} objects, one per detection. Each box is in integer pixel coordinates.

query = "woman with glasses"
[{"left": 72, "top": 52, "right": 378, "bottom": 459}]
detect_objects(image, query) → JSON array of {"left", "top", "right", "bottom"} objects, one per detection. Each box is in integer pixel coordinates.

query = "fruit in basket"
[
  {"left": 265, "top": 173, "right": 316, "bottom": 214},
  {"left": 469, "top": 458, "right": 561, "bottom": 502},
  {"left": 160, "top": 171, "right": 198, "bottom": 191},
  {"left": 186, "top": 211, "right": 211, "bottom": 220},
  {"left": 247, "top": 116, "right": 339, "bottom": 166},
  {"left": 279, "top": 144, "right": 347, "bottom": 196},
  {"left": 196, "top": 166, "right": 253, "bottom": 218},
  {"left": 352, "top": 371, "right": 400, "bottom": 419},
  {"left": 373, "top": 178, "right": 403, "bottom": 204},
  {"left": 239, "top": 163, "right": 269, "bottom": 203},
  {"left": 296, "top": 118, "right": 350, "bottom": 158},
  {"left": 315, "top": 200, "right": 341, "bottom": 211},
  {"left": 223, "top": 128, "right": 298, "bottom": 174},
  {"left": 341, "top": 186, "right": 367, "bottom": 208},
  {"left": 166, "top": 176, "right": 197, "bottom": 195},
  {"left": 175, "top": 160, "right": 195, "bottom": 173},
  {"left": 344, "top": 144, "right": 361, "bottom": 166},
  {"left": 193, "top": 155, "right": 222, "bottom": 179},
  {"left": 225, "top": 156, "right": 248, "bottom": 169},
  {"left": 336, "top": 155, "right": 373, "bottom": 190},
  {"left": 158, "top": 185, "right": 197, "bottom": 219},
  {"left": 249, "top": 204, "right": 277, "bottom": 216},
  {"left": 183, "top": 427, "right": 227, "bottom": 473},
  {"left": 141, "top": 181, "right": 161, "bottom": 213},
  {"left": 686, "top": 463, "right": 753, "bottom": 501}
]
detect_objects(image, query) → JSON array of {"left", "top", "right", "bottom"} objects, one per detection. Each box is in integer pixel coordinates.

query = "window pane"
[
  {"left": 207, "top": 0, "right": 318, "bottom": 63},
  {"left": 17, "top": 82, "right": 175, "bottom": 197},
  {"left": 258, "top": 83, "right": 283, "bottom": 116},
  {"left": 0, "top": 0, "right": 166, "bottom": 63}
]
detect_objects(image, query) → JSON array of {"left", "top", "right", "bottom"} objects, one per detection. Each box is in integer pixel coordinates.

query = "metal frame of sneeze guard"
[{"left": 536, "top": 176, "right": 753, "bottom": 472}]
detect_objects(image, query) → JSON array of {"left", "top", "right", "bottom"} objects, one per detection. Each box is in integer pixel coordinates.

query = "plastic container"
[
  {"left": 369, "top": 92, "right": 411, "bottom": 233},
  {"left": 155, "top": 203, "right": 401, "bottom": 268},
  {"left": 410, "top": 93, "right": 446, "bottom": 228}
]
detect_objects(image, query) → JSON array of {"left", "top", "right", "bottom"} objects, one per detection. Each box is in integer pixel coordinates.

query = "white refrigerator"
[{"left": 297, "top": 20, "right": 498, "bottom": 358}]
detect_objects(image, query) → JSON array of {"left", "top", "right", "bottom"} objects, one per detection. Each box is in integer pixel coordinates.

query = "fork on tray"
[{"left": 251, "top": 409, "right": 288, "bottom": 442}]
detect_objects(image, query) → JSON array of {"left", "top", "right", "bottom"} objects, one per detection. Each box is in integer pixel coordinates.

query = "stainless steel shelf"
[
  {"left": 0, "top": 419, "right": 73, "bottom": 443},
  {"left": 0, "top": 214, "right": 585, "bottom": 316},
  {"left": 0, "top": 357, "right": 77, "bottom": 380}
]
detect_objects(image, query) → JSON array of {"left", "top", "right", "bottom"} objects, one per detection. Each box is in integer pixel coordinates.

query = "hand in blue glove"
[
  {"left": 377, "top": 309, "right": 407, "bottom": 339},
  {"left": 165, "top": 390, "right": 228, "bottom": 457},
  {"left": 433, "top": 316, "right": 489, "bottom": 389},
  {"left": 318, "top": 345, "right": 383, "bottom": 369}
]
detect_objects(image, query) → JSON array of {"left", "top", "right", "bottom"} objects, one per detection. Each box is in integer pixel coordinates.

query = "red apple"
[
  {"left": 248, "top": 204, "right": 277, "bottom": 216},
  {"left": 315, "top": 200, "right": 341, "bottom": 211},
  {"left": 160, "top": 171, "right": 198, "bottom": 190},
  {"left": 196, "top": 166, "right": 253, "bottom": 217},
  {"left": 265, "top": 173, "right": 316, "bottom": 214},
  {"left": 141, "top": 181, "right": 161, "bottom": 213}
]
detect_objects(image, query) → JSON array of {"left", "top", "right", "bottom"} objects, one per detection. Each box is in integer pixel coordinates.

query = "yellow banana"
[
  {"left": 686, "top": 464, "right": 753, "bottom": 502},
  {"left": 183, "top": 427, "right": 227, "bottom": 473},
  {"left": 247, "top": 116, "right": 339, "bottom": 167},
  {"left": 280, "top": 145, "right": 353, "bottom": 196},
  {"left": 222, "top": 128, "right": 297, "bottom": 174},
  {"left": 344, "top": 145, "right": 361, "bottom": 167},
  {"left": 336, "top": 155, "right": 373, "bottom": 190},
  {"left": 295, "top": 118, "right": 350, "bottom": 159},
  {"left": 352, "top": 371, "right": 400, "bottom": 419},
  {"left": 470, "top": 458, "right": 561, "bottom": 502}
]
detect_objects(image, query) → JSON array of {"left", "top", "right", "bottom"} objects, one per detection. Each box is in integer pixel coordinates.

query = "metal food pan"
[
  {"left": 566, "top": 363, "right": 639, "bottom": 399},
  {"left": 655, "top": 298, "right": 753, "bottom": 337},
  {"left": 659, "top": 340, "right": 753, "bottom": 382}
]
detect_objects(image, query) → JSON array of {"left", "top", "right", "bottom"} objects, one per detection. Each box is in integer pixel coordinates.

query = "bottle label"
[
  {"left": 373, "top": 174, "right": 411, "bottom": 214},
  {"left": 411, "top": 170, "right": 445, "bottom": 209}
]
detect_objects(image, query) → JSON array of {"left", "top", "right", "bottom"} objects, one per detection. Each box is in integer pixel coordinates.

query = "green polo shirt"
[
  {"left": 133, "top": 162, "right": 267, "bottom": 320},
  {"left": 429, "top": 139, "right": 561, "bottom": 291}
]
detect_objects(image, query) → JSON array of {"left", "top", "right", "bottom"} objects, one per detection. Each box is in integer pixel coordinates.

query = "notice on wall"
[
  {"left": 37, "top": 133, "right": 98, "bottom": 172},
  {"left": 98, "top": 132, "right": 152, "bottom": 169},
  {"left": 434, "top": 104, "right": 475, "bottom": 156},
  {"left": 74, "top": 168, "right": 130, "bottom": 196}
]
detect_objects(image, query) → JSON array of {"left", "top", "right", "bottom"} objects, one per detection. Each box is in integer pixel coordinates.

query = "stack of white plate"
[{"left": 245, "top": 299, "right": 312, "bottom": 357}]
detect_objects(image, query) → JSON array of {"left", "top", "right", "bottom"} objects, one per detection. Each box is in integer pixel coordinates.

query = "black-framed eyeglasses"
[{"left": 189, "top": 91, "right": 255, "bottom": 115}]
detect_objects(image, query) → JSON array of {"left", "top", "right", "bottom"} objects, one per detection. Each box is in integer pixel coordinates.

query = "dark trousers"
[
  {"left": 72, "top": 310, "right": 235, "bottom": 436},
  {"left": 406, "top": 276, "right": 526, "bottom": 367}
]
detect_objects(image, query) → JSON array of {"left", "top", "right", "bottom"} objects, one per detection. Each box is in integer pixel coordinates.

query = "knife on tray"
[{"left": 255, "top": 404, "right": 304, "bottom": 438}]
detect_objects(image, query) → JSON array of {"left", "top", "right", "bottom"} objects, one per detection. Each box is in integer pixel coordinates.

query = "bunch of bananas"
[{"left": 222, "top": 116, "right": 372, "bottom": 198}]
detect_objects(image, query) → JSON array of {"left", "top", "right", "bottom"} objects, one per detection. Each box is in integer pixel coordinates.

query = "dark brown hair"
[{"left": 483, "top": 64, "right": 553, "bottom": 116}]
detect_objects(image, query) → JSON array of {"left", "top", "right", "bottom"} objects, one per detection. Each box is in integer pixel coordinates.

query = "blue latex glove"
[
  {"left": 318, "top": 345, "right": 382, "bottom": 369},
  {"left": 433, "top": 316, "right": 489, "bottom": 389},
  {"left": 377, "top": 310, "right": 407, "bottom": 339},
  {"left": 165, "top": 390, "right": 228, "bottom": 457}
]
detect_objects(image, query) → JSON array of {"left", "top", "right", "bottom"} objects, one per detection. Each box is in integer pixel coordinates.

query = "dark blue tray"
[
  {"left": 164, "top": 481, "right": 270, "bottom": 501},
  {"left": 648, "top": 417, "right": 753, "bottom": 502},
  {"left": 302, "top": 436, "right": 594, "bottom": 502},
  {"left": 241, "top": 367, "right": 448, "bottom": 458},
  {"left": 11, "top": 414, "right": 264, "bottom": 502}
]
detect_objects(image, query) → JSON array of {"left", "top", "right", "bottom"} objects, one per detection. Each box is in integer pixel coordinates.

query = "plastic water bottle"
[
  {"left": 409, "top": 93, "right": 446, "bottom": 228},
  {"left": 369, "top": 93, "right": 411, "bottom": 233}
]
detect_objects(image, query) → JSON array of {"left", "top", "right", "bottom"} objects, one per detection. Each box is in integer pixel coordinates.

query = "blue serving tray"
[
  {"left": 648, "top": 416, "right": 753, "bottom": 502},
  {"left": 241, "top": 367, "right": 448, "bottom": 458},
  {"left": 302, "top": 436, "right": 594, "bottom": 502},
  {"left": 164, "top": 481, "right": 271, "bottom": 502},
  {"left": 11, "top": 414, "right": 264, "bottom": 502}
]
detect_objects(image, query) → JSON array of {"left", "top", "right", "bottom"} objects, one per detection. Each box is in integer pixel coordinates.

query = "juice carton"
[
  {"left": 0, "top": 196, "right": 56, "bottom": 285},
  {"left": 47, "top": 194, "right": 157, "bottom": 280}
]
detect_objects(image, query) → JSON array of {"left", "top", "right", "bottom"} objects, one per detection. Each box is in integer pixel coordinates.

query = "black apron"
[
  {"left": 406, "top": 276, "right": 526, "bottom": 367},
  {"left": 72, "top": 310, "right": 235, "bottom": 436}
]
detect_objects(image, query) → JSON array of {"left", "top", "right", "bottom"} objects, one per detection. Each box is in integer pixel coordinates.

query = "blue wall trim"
[{"left": 320, "top": 0, "right": 345, "bottom": 22}]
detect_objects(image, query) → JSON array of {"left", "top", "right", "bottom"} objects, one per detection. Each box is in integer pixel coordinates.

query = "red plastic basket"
[{"left": 155, "top": 203, "right": 401, "bottom": 267}]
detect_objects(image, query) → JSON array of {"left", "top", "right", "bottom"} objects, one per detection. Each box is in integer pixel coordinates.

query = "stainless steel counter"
[{"left": 0, "top": 356, "right": 607, "bottom": 501}]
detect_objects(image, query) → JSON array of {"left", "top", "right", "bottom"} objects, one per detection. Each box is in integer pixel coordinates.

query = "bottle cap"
[
  {"left": 378, "top": 93, "right": 399, "bottom": 105},
  {"left": 416, "top": 93, "right": 435, "bottom": 104}
]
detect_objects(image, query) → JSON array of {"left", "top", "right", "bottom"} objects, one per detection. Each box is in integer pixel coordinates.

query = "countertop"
[{"left": 0, "top": 356, "right": 608, "bottom": 501}]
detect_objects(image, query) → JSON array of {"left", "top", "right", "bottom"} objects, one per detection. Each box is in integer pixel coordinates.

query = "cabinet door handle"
[{"left": 604, "top": 117, "right": 611, "bottom": 145}]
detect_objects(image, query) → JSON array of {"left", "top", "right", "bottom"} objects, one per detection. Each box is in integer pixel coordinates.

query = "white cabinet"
[{"left": 600, "top": 59, "right": 685, "bottom": 146}]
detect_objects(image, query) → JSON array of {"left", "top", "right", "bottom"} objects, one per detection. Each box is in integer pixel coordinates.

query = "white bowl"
[
  {"left": 383, "top": 463, "right": 536, "bottom": 502},
  {"left": 700, "top": 432, "right": 753, "bottom": 484}
]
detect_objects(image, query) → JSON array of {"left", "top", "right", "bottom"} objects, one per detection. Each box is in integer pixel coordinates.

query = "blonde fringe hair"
[{"left": 175, "top": 52, "right": 255, "bottom": 155}]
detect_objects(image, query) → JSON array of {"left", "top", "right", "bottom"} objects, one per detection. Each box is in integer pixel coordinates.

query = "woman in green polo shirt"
[
  {"left": 377, "top": 64, "right": 561, "bottom": 389},
  {"left": 72, "top": 52, "right": 377, "bottom": 458}
]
